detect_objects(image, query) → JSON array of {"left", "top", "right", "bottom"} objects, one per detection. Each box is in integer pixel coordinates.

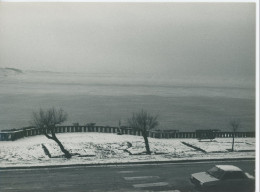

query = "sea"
[{"left": 0, "top": 70, "right": 255, "bottom": 132}]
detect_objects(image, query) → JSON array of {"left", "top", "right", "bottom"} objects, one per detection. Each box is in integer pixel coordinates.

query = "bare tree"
[
  {"left": 32, "top": 107, "right": 72, "bottom": 158},
  {"left": 128, "top": 109, "right": 159, "bottom": 154},
  {"left": 230, "top": 119, "right": 240, "bottom": 152}
]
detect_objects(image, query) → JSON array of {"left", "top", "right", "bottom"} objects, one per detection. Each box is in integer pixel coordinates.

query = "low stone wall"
[{"left": 0, "top": 125, "right": 255, "bottom": 141}]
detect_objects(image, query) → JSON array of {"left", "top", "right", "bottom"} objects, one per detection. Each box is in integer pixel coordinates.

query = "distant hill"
[
  {"left": 0, "top": 67, "right": 23, "bottom": 77},
  {"left": 4, "top": 67, "right": 23, "bottom": 73}
]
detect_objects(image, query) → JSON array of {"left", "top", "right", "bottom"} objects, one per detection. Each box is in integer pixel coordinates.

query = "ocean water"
[{"left": 0, "top": 71, "right": 255, "bottom": 131}]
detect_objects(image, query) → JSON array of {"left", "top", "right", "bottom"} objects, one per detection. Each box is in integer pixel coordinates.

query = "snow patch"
[{"left": 0, "top": 133, "right": 255, "bottom": 168}]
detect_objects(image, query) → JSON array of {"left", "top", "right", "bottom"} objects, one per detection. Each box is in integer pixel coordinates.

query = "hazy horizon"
[{"left": 0, "top": 3, "right": 256, "bottom": 83}]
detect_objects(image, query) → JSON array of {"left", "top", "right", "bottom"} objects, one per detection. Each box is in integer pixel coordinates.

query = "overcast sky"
[{"left": 0, "top": 3, "right": 256, "bottom": 79}]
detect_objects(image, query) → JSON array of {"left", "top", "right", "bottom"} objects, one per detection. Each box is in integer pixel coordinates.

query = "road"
[{"left": 0, "top": 160, "right": 255, "bottom": 192}]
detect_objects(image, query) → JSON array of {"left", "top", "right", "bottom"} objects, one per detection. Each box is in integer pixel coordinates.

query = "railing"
[{"left": 0, "top": 125, "right": 255, "bottom": 141}]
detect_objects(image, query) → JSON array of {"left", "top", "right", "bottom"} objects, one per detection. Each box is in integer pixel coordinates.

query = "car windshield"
[{"left": 207, "top": 166, "right": 225, "bottom": 179}]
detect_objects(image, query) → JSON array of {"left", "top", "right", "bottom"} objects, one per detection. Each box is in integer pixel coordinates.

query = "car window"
[
  {"left": 207, "top": 167, "right": 225, "bottom": 179},
  {"left": 222, "top": 171, "right": 246, "bottom": 180}
]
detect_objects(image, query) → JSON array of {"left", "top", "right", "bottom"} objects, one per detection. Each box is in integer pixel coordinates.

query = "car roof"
[{"left": 216, "top": 165, "right": 242, "bottom": 171}]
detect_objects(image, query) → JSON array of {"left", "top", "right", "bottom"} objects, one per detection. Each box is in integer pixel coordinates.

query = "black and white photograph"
[{"left": 0, "top": 1, "right": 258, "bottom": 192}]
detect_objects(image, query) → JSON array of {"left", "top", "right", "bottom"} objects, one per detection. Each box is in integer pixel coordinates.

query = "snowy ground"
[{"left": 0, "top": 133, "right": 255, "bottom": 168}]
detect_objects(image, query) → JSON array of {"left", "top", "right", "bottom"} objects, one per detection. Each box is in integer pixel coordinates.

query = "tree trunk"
[
  {"left": 142, "top": 132, "right": 151, "bottom": 155},
  {"left": 49, "top": 127, "right": 72, "bottom": 159},
  {"left": 53, "top": 136, "right": 72, "bottom": 158},
  {"left": 231, "top": 132, "right": 235, "bottom": 152}
]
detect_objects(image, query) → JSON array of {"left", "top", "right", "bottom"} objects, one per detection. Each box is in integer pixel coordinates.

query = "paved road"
[{"left": 0, "top": 160, "right": 255, "bottom": 192}]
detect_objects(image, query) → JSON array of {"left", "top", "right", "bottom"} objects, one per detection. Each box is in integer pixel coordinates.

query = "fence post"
[{"left": 0, "top": 127, "right": 256, "bottom": 141}]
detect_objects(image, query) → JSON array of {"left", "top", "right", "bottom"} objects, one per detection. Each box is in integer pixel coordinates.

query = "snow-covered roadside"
[{"left": 0, "top": 133, "right": 255, "bottom": 168}]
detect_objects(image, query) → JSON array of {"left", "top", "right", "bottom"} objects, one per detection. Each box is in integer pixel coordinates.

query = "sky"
[{"left": 0, "top": 2, "right": 256, "bottom": 79}]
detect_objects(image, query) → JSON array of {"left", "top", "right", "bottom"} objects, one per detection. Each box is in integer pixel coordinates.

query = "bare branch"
[
  {"left": 230, "top": 119, "right": 240, "bottom": 132},
  {"left": 32, "top": 107, "right": 68, "bottom": 129},
  {"left": 128, "top": 109, "right": 159, "bottom": 132}
]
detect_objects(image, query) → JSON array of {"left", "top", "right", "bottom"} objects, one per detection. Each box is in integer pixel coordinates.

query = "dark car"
[{"left": 190, "top": 165, "right": 254, "bottom": 192}]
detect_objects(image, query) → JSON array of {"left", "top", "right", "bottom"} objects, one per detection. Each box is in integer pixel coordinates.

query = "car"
[{"left": 190, "top": 165, "right": 255, "bottom": 192}]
